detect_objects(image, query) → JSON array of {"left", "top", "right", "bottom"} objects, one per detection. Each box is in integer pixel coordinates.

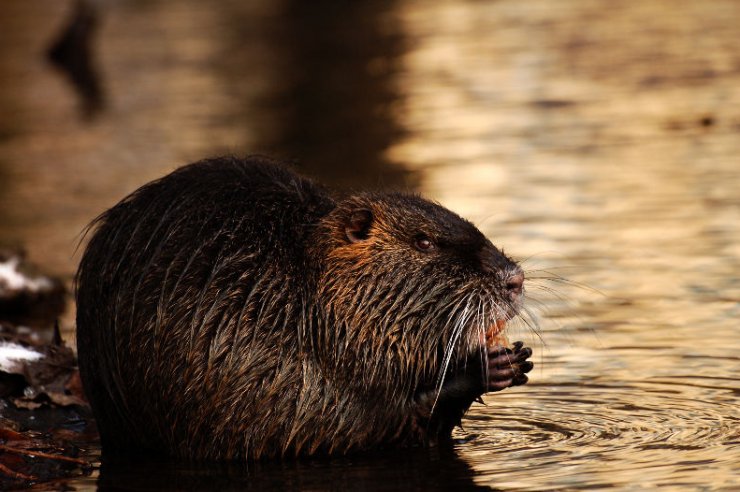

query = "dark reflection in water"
[
  {"left": 41, "top": 0, "right": 414, "bottom": 187},
  {"left": 96, "top": 448, "right": 491, "bottom": 492},
  {"left": 254, "top": 0, "right": 414, "bottom": 188},
  {"left": 47, "top": 0, "right": 105, "bottom": 118},
  {"left": 0, "top": 0, "right": 414, "bottom": 283}
]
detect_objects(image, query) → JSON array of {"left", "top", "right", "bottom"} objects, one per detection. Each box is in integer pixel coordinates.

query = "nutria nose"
[{"left": 506, "top": 272, "right": 524, "bottom": 298}]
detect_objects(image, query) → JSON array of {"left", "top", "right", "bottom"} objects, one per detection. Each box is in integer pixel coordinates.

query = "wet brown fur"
[{"left": 75, "top": 156, "right": 526, "bottom": 460}]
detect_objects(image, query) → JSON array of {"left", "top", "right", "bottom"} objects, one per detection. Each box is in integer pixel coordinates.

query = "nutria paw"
[{"left": 486, "top": 341, "right": 534, "bottom": 392}]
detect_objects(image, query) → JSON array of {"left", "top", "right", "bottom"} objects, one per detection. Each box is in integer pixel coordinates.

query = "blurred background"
[{"left": 1, "top": 0, "right": 738, "bottom": 490}]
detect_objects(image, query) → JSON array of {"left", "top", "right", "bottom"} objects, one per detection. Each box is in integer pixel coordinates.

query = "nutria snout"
[{"left": 75, "top": 155, "right": 533, "bottom": 460}]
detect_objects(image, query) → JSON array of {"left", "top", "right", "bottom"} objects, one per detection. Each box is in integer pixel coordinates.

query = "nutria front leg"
[
  {"left": 487, "top": 341, "right": 534, "bottom": 390},
  {"left": 412, "top": 341, "right": 533, "bottom": 442}
]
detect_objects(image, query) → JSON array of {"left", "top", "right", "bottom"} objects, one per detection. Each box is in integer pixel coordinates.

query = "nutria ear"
[{"left": 345, "top": 209, "right": 373, "bottom": 243}]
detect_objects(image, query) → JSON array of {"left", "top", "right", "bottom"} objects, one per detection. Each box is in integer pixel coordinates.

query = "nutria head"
[{"left": 310, "top": 192, "right": 524, "bottom": 400}]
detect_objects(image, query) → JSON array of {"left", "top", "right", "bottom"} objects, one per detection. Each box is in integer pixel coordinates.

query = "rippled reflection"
[
  {"left": 393, "top": 2, "right": 740, "bottom": 489},
  {"left": 0, "top": 0, "right": 738, "bottom": 490}
]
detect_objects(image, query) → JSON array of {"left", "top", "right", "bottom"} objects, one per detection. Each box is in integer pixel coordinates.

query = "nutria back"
[{"left": 76, "top": 155, "right": 533, "bottom": 460}]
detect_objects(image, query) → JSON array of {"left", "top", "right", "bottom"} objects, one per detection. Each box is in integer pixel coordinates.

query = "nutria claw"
[{"left": 486, "top": 341, "right": 534, "bottom": 392}]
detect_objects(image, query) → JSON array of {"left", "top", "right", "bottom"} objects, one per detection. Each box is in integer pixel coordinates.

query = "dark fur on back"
[{"left": 76, "top": 155, "right": 526, "bottom": 460}]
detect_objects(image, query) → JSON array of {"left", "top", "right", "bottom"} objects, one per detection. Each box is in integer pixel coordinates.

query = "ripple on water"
[{"left": 457, "top": 372, "right": 740, "bottom": 490}]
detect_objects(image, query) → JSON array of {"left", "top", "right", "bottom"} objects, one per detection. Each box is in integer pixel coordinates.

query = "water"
[{"left": 1, "top": 0, "right": 738, "bottom": 490}]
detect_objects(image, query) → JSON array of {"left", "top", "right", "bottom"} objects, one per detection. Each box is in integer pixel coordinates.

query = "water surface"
[{"left": 0, "top": 0, "right": 738, "bottom": 490}]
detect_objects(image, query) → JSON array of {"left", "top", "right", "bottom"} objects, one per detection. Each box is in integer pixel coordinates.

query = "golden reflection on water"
[
  {"left": 0, "top": 0, "right": 738, "bottom": 490},
  {"left": 390, "top": 1, "right": 739, "bottom": 489}
]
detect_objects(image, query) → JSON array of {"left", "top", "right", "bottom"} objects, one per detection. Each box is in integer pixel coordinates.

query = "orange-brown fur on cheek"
[{"left": 314, "top": 200, "right": 483, "bottom": 403}]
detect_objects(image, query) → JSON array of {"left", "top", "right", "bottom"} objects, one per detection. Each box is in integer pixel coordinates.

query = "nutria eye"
[{"left": 414, "top": 235, "right": 435, "bottom": 252}]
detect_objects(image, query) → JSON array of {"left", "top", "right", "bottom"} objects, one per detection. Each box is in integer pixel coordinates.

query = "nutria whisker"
[
  {"left": 516, "top": 305, "right": 547, "bottom": 348},
  {"left": 534, "top": 276, "right": 604, "bottom": 297},
  {"left": 479, "top": 295, "right": 496, "bottom": 374},
  {"left": 526, "top": 282, "right": 578, "bottom": 303},
  {"left": 523, "top": 265, "right": 603, "bottom": 297},
  {"left": 478, "top": 299, "right": 489, "bottom": 389},
  {"left": 430, "top": 298, "right": 471, "bottom": 416}
]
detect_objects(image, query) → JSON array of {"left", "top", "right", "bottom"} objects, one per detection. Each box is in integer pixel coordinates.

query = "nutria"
[{"left": 75, "top": 155, "right": 533, "bottom": 460}]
